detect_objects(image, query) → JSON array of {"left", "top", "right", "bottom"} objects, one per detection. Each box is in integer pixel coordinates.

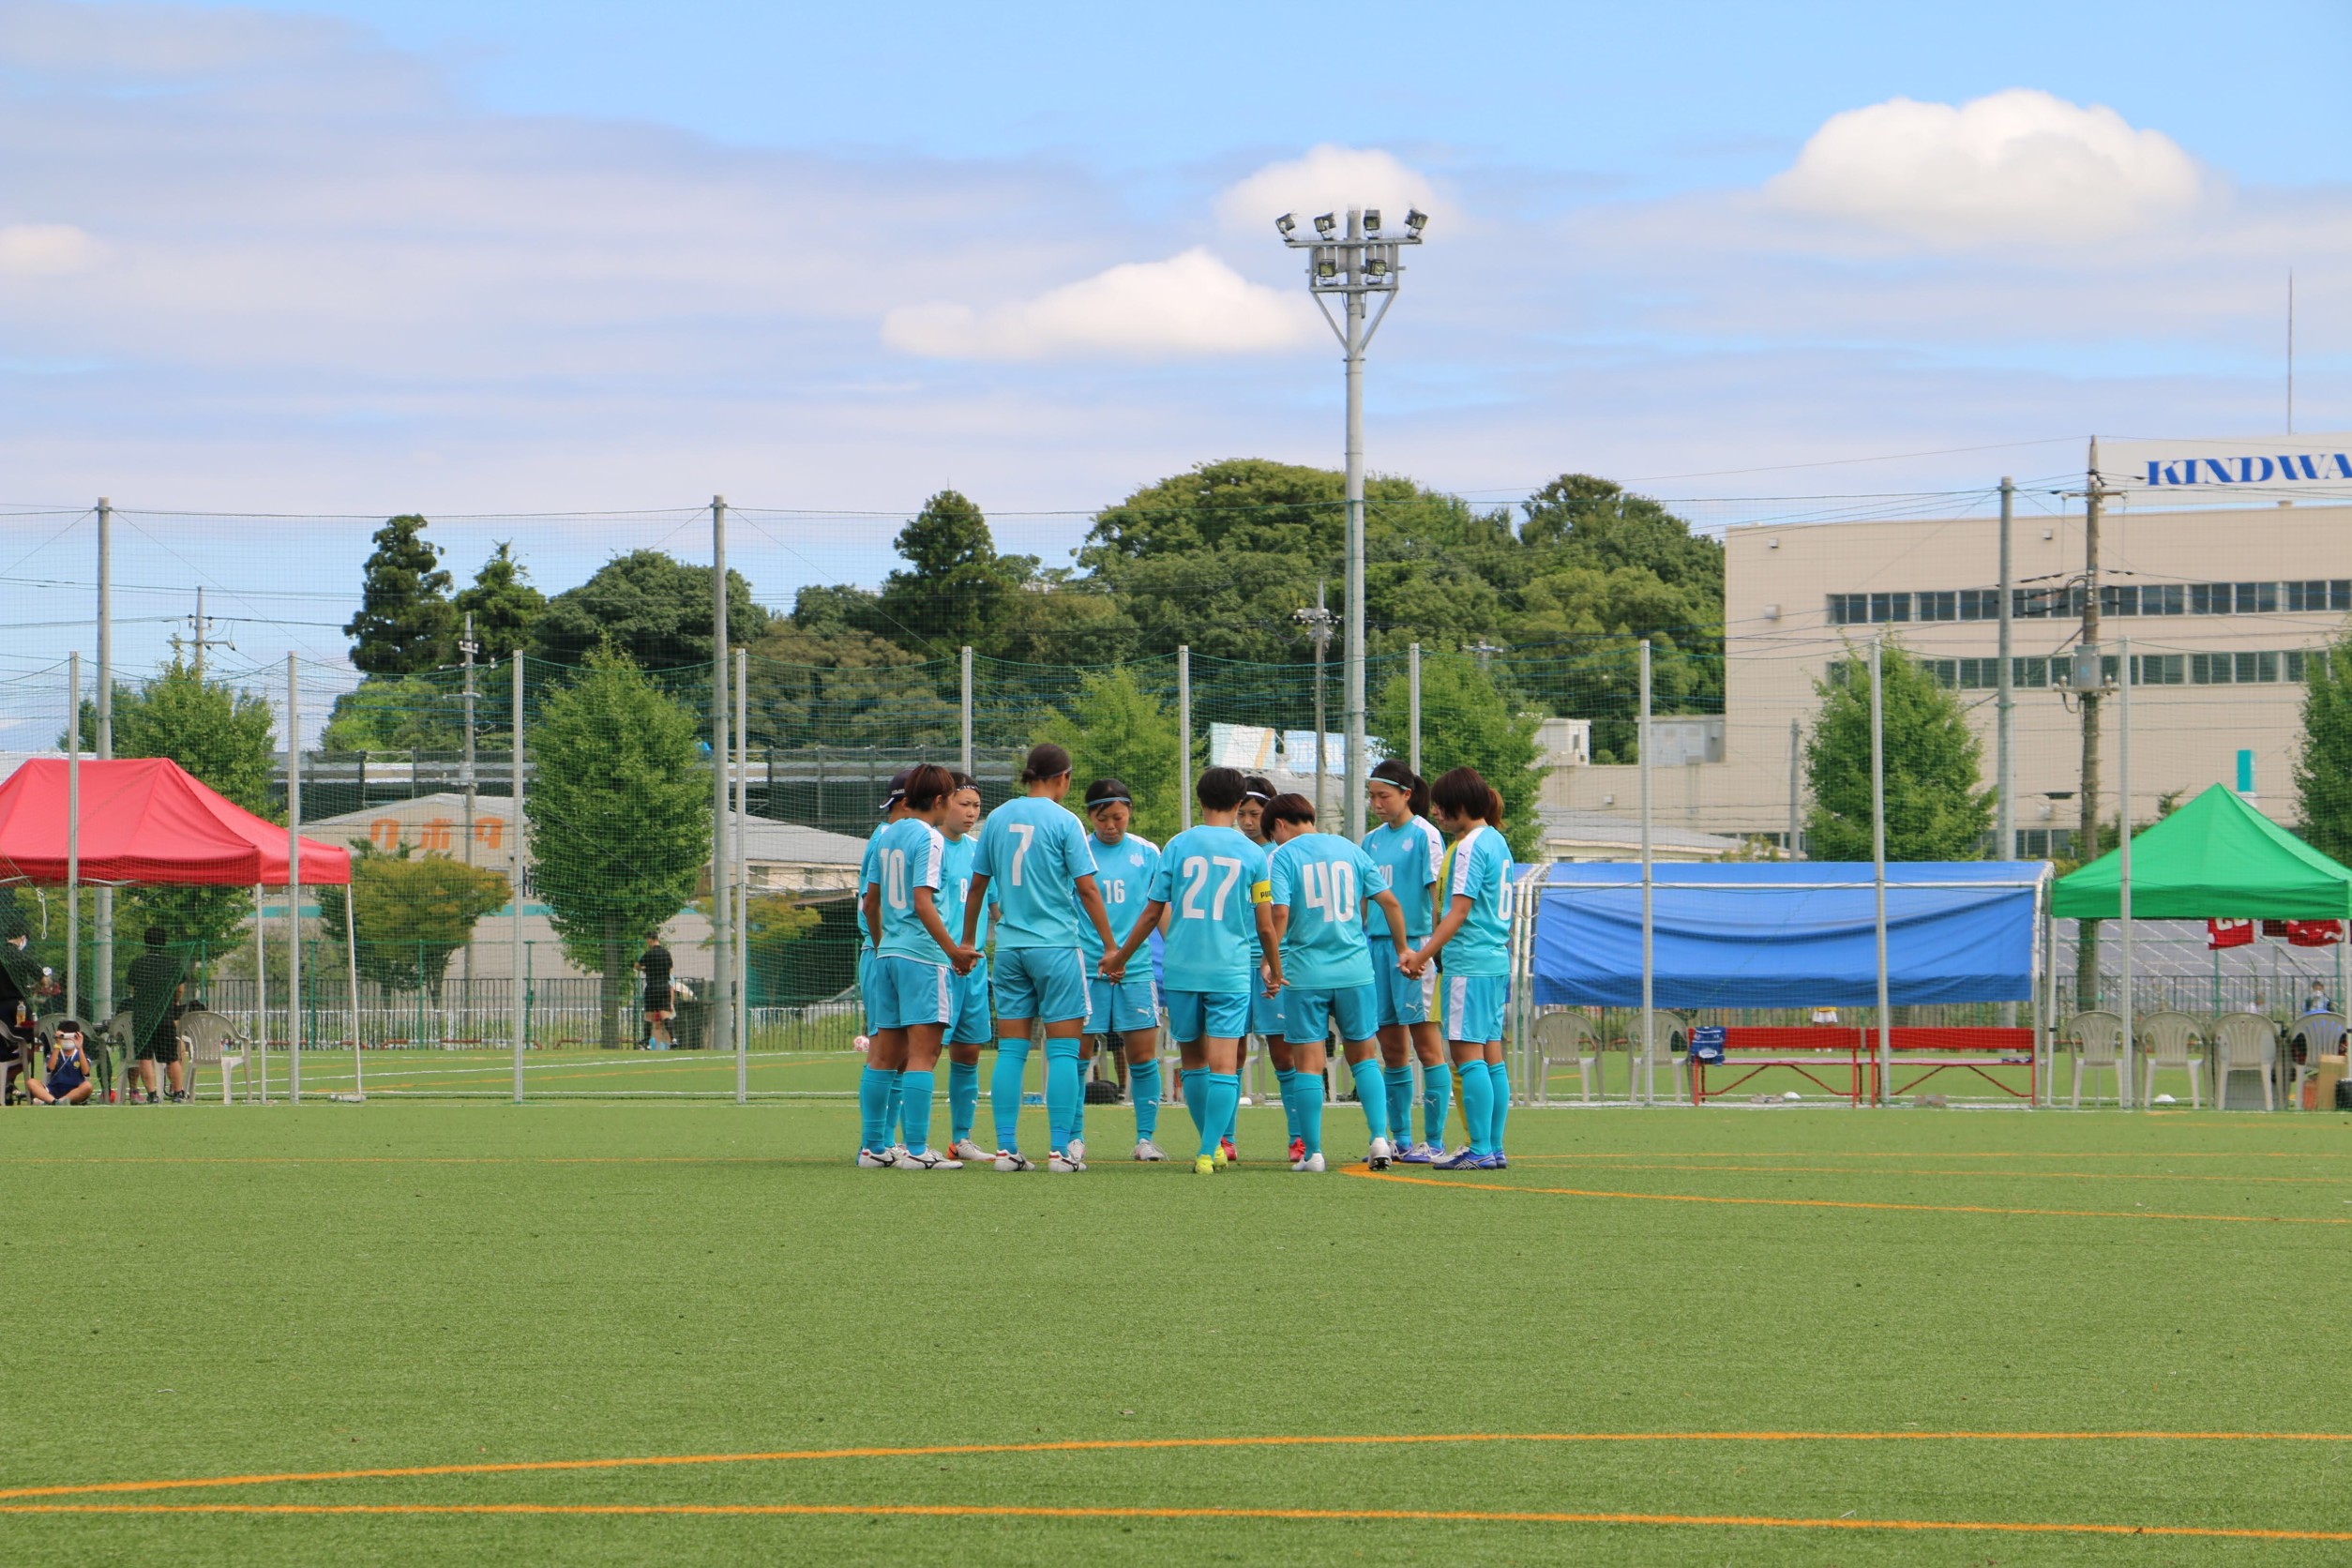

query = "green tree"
[
  {"left": 875, "top": 490, "right": 1032, "bottom": 654},
  {"left": 318, "top": 842, "right": 512, "bottom": 1003},
  {"left": 746, "top": 615, "right": 958, "bottom": 749},
  {"left": 345, "top": 515, "right": 456, "bottom": 675},
  {"left": 1371, "top": 653, "right": 1545, "bottom": 858},
  {"left": 1805, "top": 646, "right": 1992, "bottom": 862},
  {"left": 531, "top": 550, "right": 768, "bottom": 670},
  {"left": 453, "top": 541, "right": 546, "bottom": 662},
  {"left": 321, "top": 673, "right": 465, "bottom": 754},
  {"left": 1035, "top": 666, "right": 1187, "bottom": 846},
  {"left": 105, "top": 659, "right": 283, "bottom": 974},
  {"left": 690, "top": 891, "right": 822, "bottom": 1005},
  {"left": 2294, "top": 641, "right": 2352, "bottom": 862},
  {"left": 523, "top": 643, "right": 711, "bottom": 1045}
]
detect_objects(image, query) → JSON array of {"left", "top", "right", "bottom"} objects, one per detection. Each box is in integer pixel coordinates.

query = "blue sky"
[{"left": 0, "top": 0, "right": 2347, "bottom": 694}]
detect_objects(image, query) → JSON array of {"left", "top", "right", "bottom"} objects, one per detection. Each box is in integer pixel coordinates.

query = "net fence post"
[
  {"left": 252, "top": 883, "right": 266, "bottom": 1103},
  {"left": 1177, "top": 645, "right": 1193, "bottom": 834},
  {"left": 2119, "top": 636, "right": 2135, "bottom": 1110},
  {"left": 959, "top": 645, "right": 973, "bottom": 776},
  {"left": 65, "top": 653, "right": 79, "bottom": 1041},
  {"left": 709, "top": 493, "right": 731, "bottom": 1066},
  {"left": 1639, "top": 639, "right": 1653, "bottom": 1106},
  {"left": 286, "top": 652, "right": 302, "bottom": 1104},
  {"left": 1408, "top": 641, "right": 1422, "bottom": 776},
  {"left": 512, "top": 654, "right": 527, "bottom": 1105},
  {"left": 1870, "top": 639, "right": 1890, "bottom": 1107},
  {"left": 345, "top": 893, "right": 363, "bottom": 1100},
  {"left": 736, "top": 644, "right": 749, "bottom": 1104}
]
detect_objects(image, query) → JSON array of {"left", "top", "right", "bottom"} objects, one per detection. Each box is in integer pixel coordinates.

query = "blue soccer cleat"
[{"left": 1435, "top": 1146, "right": 1485, "bottom": 1170}]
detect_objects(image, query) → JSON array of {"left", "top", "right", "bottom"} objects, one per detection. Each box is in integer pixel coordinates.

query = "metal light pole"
[
  {"left": 1294, "top": 585, "right": 1335, "bottom": 827},
  {"left": 1278, "top": 204, "right": 1426, "bottom": 842}
]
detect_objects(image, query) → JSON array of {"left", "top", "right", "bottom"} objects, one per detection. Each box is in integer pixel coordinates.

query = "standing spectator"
[
  {"left": 127, "top": 926, "right": 188, "bottom": 1104},
  {"left": 28, "top": 1017, "right": 94, "bottom": 1105},
  {"left": 635, "top": 933, "right": 675, "bottom": 1050},
  {"left": 2, "top": 909, "right": 57, "bottom": 1105}
]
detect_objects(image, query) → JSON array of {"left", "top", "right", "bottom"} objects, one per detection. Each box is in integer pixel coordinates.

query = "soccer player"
[
  {"left": 1232, "top": 773, "right": 1287, "bottom": 1161},
  {"left": 857, "top": 768, "right": 914, "bottom": 1157},
  {"left": 1078, "top": 778, "right": 1168, "bottom": 1161},
  {"left": 1102, "top": 767, "right": 1275, "bottom": 1176},
  {"left": 1405, "top": 767, "right": 1515, "bottom": 1170},
  {"left": 938, "top": 771, "right": 995, "bottom": 1164},
  {"left": 1363, "top": 759, "right": 1451, "bottom": 1162},
  {"left": 960, "top": 743, "right": 1118, "bottom": 1174},
  {"left": 860, "top": 764, "right": 979, "bottom": 1169},
  {"left": 1262, "top": 793, "right": 1409, "bottom": 1172}
]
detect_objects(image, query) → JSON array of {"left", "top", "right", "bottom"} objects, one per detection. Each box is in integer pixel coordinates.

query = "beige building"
[{"left": 1543, "top": 501, "right": 2352, "bottom": 852}]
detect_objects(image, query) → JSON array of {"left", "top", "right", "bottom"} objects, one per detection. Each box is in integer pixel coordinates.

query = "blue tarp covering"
[{"left": 1528, "top": 861, "right": 2046, "bottom": 1009}]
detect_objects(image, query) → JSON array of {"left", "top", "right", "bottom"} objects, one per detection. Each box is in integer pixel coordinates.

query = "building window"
[
  {"left": 1917, "top": 591, "right": 1957, "bottom": 622},
  {"left": 2132, "top": 654, "right": 2183, "bottom": 686},
  {"left": 2013, "top": 657, "right": 2048, "bottom": 688},
  {"left": 1826, "top": 593, "right": 1863, "bottom": 625},
  {"left": 1918, "top": 657, "right": 1958, "bottom": 687},
  {"left": 1870, "top": 591, "right": 1911, "bottom": 623},
  {"left": 2193, "top": 583, "right": 2228, "bottom": 615},
  {"left": 2101, "top": 584, "right": 2138, "bottom": 617},
  {"left": 1959, "top": 588, "right": 1997, "bottom": 621},
  {"left": 2144, "top": 583, "right": 2185, "bottom": 615}
]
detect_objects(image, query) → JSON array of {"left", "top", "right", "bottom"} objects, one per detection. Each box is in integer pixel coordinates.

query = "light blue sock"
[
  {"left": 1384, "top": 1064, "right": 1414, "bottom": 1145},
  {"left": 856, "top": 1065, "right": 894, "bottom": 1153},
  {"left": 1200, "top": 1072, "right": 1240, "bottom": 1160},
  {"left": 1485, "top": 1060, "right": 1511, "bottom": 1153},
  {"left": 1351, "top": 1059, "right": 1392, "bottom": 1144},
  {"left": 1132, "top": 1058, "right": 1162, "bottom": 1142},
  {"left": 883, "top": 1071, "right": 904, "bottom": 1146},
  {"left": 1070, "top": 1056, "right": 1090, "bottom": 1142},
  {"left": 900, "top": 1068, "right": 935, "bottom": 1156},
  {"left": 1275, "top": 1067, "right": 1301, "bottom": 1142},
  {"left": 1455, "top": 1059, "right": 1493, "bottom": 1156},
  {"left": 990, "top": 1039, "right": 1031, "bottom": 1153},
  {"left": 1296, "top": 1071, "right": 1325, "bottom": 1157},
  {"left": 1044, "top": 1036, "right": 1081, "bottom": 1153},
  {"left": 1424, "top": 1060, "right": 1453, "bottom": 1148},
  {"left": 948, "top": 1060, "right": 980, "bottom": 1145},
  {"left": 1181, "top": 1067, "right": 1206, "bottom": 1143},
  {"left": 1220, "top": 1069, "right": 1241, "bottom": 1149}
]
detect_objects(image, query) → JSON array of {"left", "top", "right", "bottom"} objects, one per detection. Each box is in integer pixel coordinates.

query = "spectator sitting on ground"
[
  {"left": 127, "top": 926, "right": 188, "bottom": 1104},
  {"left": 29, "top": 1018, "right": 94, "bottom": 1105}
]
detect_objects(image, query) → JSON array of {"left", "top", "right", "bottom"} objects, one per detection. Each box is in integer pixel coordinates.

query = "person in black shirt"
[
  {"left": 635, "top": 934, "right": 675, "bottom": 1049},
  {"left": 127, "top": 926, "right": 188, "bottom": 1103},
  {"left": 1, "top": 909, "right": 56, "bottom": 1104}
]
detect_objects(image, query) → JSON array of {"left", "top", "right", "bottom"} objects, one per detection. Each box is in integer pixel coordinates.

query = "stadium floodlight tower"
[{"left": 1276, "top": 204, "right": 1426, "bottom": 839}]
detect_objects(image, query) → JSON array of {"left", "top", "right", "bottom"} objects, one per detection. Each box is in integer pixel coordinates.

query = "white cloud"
[
  {"left": 1215, "top": 143, "right": 1441, "bottom": 234},
  {"left": 882, "top": 248, "right": 1315, "bottom": 360},
  {"left": 1767, "top": 88, "right": 2204, "bottom": 246},
  {"left": 0, "top": 222, "right": 107, "bottom": 275}
]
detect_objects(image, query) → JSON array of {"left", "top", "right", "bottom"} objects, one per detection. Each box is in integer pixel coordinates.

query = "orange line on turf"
[
  {"left": 8, "top": 1430, "right": 2347, "bottom": 1503},
  {"left": 1345, "top": 1166, "right": 2352, "bottom": 1224},
  {"left": 5, "top": 1500, "right": 2349, "bottom": 1543}
]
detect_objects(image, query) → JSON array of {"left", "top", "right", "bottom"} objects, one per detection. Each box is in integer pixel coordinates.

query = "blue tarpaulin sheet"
[{"left": 1528, "top": 861, "right": 2046, "bottom": 1009}]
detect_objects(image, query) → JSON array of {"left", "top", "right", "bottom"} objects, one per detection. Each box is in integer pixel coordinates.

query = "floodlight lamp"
[
  {"left": 1314, "top": 254, "right": 1337, "bottom": 279},
  {"left": 1363, "top": 208, "right": 1381, "bottom": 233},
  {"left": 1313, "top": 212, "right": 1336, "bottom": 238},
  {"left": 1364, "top": 257, "right": 1388, "bottom": 279},
  {"left": 1405, "top": 208, "right": 1428, "bottom": 236},
  {"left": 1275, "top": 213, "right": 1296, "bottom": 237}
]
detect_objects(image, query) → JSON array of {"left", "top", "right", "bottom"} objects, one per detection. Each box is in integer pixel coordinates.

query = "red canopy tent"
[{"left": 0, "top": 758, "right": 348, "bottom": 886}]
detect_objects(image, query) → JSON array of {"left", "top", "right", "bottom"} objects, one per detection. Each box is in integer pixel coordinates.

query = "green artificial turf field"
[{"left": 7, "top": 1095, "right": 2350, "bottom": 1566}]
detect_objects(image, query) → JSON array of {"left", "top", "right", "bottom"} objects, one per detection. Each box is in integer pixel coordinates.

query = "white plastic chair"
[
  {"left": 177, "top": 1010, "right": 249, "bottom": 1105},
  {"left": 2288, "top": 1012, "right": 2344, "bottom": 1108},
  {"left": 1613, "top": 1011, "right": 1689, "bottom": 1102},
  {"left": 1531, "top": 1010, "right": 1602, "bottom": 1104},
  {"left": 2136, "top": 1011, "right": 2206, "bottom": 1109},
  {"left": 2067, "top": 1011, "right": 2127, "bottom": 1108},
  {"left": 2212, "top": 1013, "right": 2279, "bottom": 1112}
]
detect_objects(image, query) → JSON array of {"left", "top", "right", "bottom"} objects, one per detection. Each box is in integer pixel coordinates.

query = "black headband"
[{"left": 1087, "top": 792, "right": 1132, "bottom": 808}]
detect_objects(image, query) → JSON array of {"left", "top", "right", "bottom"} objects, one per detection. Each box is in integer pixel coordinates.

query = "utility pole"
[
  {"left": 1997, "top": 477, "right": 2014, "bottom": 861},
  {"left": 708, "top": 495, "right": 731, "bottom": 1063},
  {"left": 1277, "top": 204, "right": 1426, "bottom": 842},
  {"left": 2075, "top": 445, "right": 2105, "bottom": 1012},
  {"left": 1294, "top": 584, "right": 1335, "bottom": 828},
  {"left": 460, "top": 611, "right": 479, "bottom": 1016},
  {"left": 94, "top": 497, "right": 113, "bottom": 1023},
  {"left": 1787, "top": 718, "right": 1802, "bottom": 859},
  {"left": 173, "top": 587, "right": 234, "bottom": 680}
]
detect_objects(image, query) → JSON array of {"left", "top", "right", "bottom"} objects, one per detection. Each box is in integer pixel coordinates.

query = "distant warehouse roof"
[{"left": 1536, "top": 807, "right": 1744, "bottom": 863}]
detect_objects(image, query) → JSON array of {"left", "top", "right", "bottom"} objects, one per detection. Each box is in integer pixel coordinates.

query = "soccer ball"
[{"left": 853, "top": 1034, "right": 871, "bottom": 1053}]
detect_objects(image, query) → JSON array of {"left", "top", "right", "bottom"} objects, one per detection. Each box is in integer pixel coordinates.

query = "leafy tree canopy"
[
  {"left": 874, "top": 490, "right": 1037, "bottom": 655},
  {"left": 319, "top": 842, "right": 512, "bottom": 1001},
  {"left": 2294, "top": 641, "right": 2352, "bottom": 863},
  {"left": 346, "top": 515, "right": 456, "bottom": 675},
  {"left": 530, "top": 550, "right": 767, "bottom": 670},
  {"left": 747, "top": 617, "right": 957, "bottom": 749},
  {"left": 1805, "top": 645, "right": 1993, "bottom": 862},
  {"left": 1370, "top": 653, "right": 1545, "bottom": 858},
  {"left": 453, "top": 541, "right": 546, "bottom": 662},
  {"left": 1035, "top": 666, "right": 1188, "bottom": 847},
  {"left": 321, "top": 674, "right": 465, "bottom": 755}
]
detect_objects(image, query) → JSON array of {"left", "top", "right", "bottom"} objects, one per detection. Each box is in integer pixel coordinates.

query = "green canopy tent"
[{"left": 2052, "top": 783, "right": 2352, "bottom": 1106}]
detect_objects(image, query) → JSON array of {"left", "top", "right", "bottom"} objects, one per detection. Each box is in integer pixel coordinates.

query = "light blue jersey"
[
  {"left": 972, "top": 797, "right": 1098, "bottom": 950},
  {"left": 1079, "top": 833, "right": 1160, "bottom": 961},
  {"left": 1436, "top": 822, "right": 1514, "bottom": 978},
  {"left": 1268, "top": 833, "right": 1390, "bottom": 989},
  {"left": 938, "top": 833, "right": 990, "bottom": 946},
  {"left": 872, "top": 816, "right": 950, "bottom": 964},
  {"left": 1148, "top": 825, "right": 1271, "bottom": 993},
  {"left": 857, "top": 825, "right": 888, "bottom": 949},
  {"left": 1363, "top": 816, "right": 1444, "bottom": 942}
]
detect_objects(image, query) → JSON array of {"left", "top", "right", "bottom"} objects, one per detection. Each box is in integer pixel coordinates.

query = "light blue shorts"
[
  {"left": 1250, "top": 985, "right": 1284, "bottom": 1038},
  {"left": 992, "top": 944, "right": 1089, "bottom": 1026},
  {"left": 1283, "top": 984, "right": 1379, "bottom": 1046},
  {"left": 871, "top": 955, "right": 954, "bottom": 1031},
  {"left": 1086, "top": 973, "right": 1160, "bottom": 1034},
  {"left": 948, "top": 957, "right": 993, "bottom": 1047},
  {"left": 1166, "top": 988, "right": 1252, "bottom": 1044},
  {"left": 1441, "top": 972, "right": 1509, "bottom": 1044},
  {"left": 1371, "top": 941, "right": 1436, "bottom": 1028}
]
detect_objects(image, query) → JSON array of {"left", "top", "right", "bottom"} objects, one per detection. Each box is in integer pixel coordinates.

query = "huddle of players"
[{"left": 855, "top": 742, "right": 1516, "bottom": 1175}]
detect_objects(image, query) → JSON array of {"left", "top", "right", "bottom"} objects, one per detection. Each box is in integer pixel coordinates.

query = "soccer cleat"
[
  {"left": 1490, "top": 1153, "right": 1510, "bottom": 1169},
  {"left": 993, "top": 1150, "right": 1035, "bottom": 1173},
  {"left": 1288, "top": 1136, "right": 1306, "bottom": 1165},
  {"left": 899, "top": 1149, "right": 962, "bottom": 1171},
  {"left": 1193, "top": 1154, "right": 1217, "bottom": 1175},
  {"left": 950, "top": 1138, "right": 990, "bottom": 1164},
  {"left": 1219, "top": 1136, "right": 1239, "bottom": 1166},
  {"left": 1295, "top": 1152, "right": 1326, "bottom": 1173},
  {"left": 1396, "top": 1142, "right": 1440, "bottom": 1165},
  {"left": 1133, "top": 1138, "right": 1167, "bottom": 1162},
  {"left": 888, "top": 1143, "right": 911, "bottom": 1166},
  {"left": 1436, "top": 1146, "right": 1486, "bottom": 1170},
  {"left": 1048, "top": 1151, "right": 1083, "bottom": 1174},
  {"left": 1065, "top": 1137, "right": 1086, "bottom": 1169},
  {"left": 1366, "top": 1136, "right": 1393, "bottom": 1171},
  {"left": 856, "top": 1148, "right": 897, "bottom": 1168}
]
